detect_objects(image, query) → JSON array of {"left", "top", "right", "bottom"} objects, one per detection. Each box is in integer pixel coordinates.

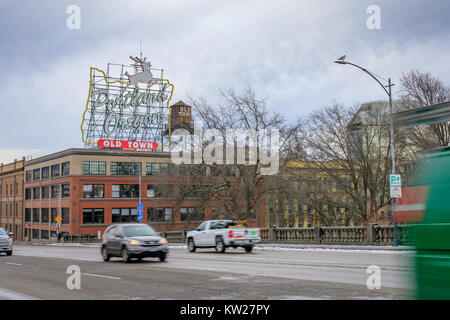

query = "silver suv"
[
  {"left": 101, "top": 224, "right": 168, "bottom": 262},
  {"left": 0, "top": 228, "right": 13, "bottom": 256}
]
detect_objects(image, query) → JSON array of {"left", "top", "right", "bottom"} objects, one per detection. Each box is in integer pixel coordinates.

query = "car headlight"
[
  {"left": 159, "top": 238, "right": 167, "bottom": 244},
  {"left": 128, "top": 240, "right": 141, "bottom": 245}
]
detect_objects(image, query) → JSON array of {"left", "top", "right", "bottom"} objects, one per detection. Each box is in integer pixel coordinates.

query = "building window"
[
  {"left": 145, "top": 163, "right": 172, "bottom": 176},
  {"left": 297, "top": 201, "right": 303, "bottom": 215},
  {"left": 225, "top": 165, "right": 236, "bottom": 177},
  {"left": 83, "top": 184, "right": 104, "bottom": 198},
  {"left": 180, "top": 207, "right": 204, "bottom": 221},
  {"left": 33, "top": 168, "right": 40, "bottom": 181},
  {"left": 51, "top": 164, "right": 60, "bottom": 178},
  {"left": 61, "top": 162, "right": 70, "bottom": 176},
  {"left": 32, "top": 229, "right": 39, "bottom": 239},
  {"left": 112, "top": 184, "right": 139, "bottom": 198},
  {"left": 41, "top": 208, "right": 49, "bottom": 223},
  {"left": 307, "top": 199, "right": 313, "bottom": 220},
  {"left": 238, "top": 207, "right": 255, "bottom": 219},
  {"left": 26, "top": 170, "right": 32, "bottom": 182},
  {"left": 51, "top": 185, "right": 60, "bottom": 198},
  {"left": 268, "top": 199, "right": 274, "bottom": 215},
  {"left": 25, "top": 188, "right": 31, "bottom": 200},
  {"left": 62, "top": 208, "right": 69, "bottom": 224},
  {"left": 32, "top": 187, "right": 40, "bottom": 200},
  {"left": 82, "top": 208, "right": 104, "bottom": 224},
  {"left": 41, "top": 186, "right": 49, "bottom": 199},
  {"left": 25, "top": 208, "right": 31, "bottom": 222},
  {"left": 148, "top": 207, "right": 173, "bottom": 222},
  {"left": 112, "top": 208, "right": 138, "bottom": 223},
  {"left": 42, "top": 166, "right": 50, "bottom": 179},
  {"left": 61, "top": 184, "right": 70, "bottom": 198},
  {"left": 41, "top": 230, "right": 49, "bottom": 239},
  {"left": 210, "top": 166, "right": 221, "bottom": 177},
  {"left": 51, "top": 208, "right": 58, "bottom": 223},
  {"left": 32, "top": 208, "right": 40, "bottom": 223},
  {"left": 110, "top": 162, "right": 140, "bottom": 175},
  {"left": 147, "top": 184, "right": 173, "bottom": 198},
  {"left": 288, "top": 200, "right": 294, "bottom": 217},
  {"left": 82, "top": 161, "right": 106, "bottom": 175}
]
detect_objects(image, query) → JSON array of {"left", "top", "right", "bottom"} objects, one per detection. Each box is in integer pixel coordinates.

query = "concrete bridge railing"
[
  {"left": 59, "top": 225, "right": 411, "bottom": 246},
  {"left": 161, "top": 224, "right": 412, "bottom": 246}
]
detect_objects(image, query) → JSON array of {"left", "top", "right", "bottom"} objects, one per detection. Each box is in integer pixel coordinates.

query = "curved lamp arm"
[{"left": 335, "top": 60, "right": 390, "bottom": 97}]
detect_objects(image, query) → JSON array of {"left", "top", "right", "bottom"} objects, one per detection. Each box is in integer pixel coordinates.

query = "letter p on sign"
[{"left": 390, "top": 174, "right": 402, "bottom": 198}]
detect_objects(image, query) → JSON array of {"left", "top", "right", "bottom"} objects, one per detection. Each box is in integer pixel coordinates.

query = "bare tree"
[
  {"left": 400, "top": 70, "right": 450, "bottom": 147},
  {"left": 298, "top": 102, "right": 399, "bottom": 224},
  {"left": 176, "top": 87, "right": 299, "bottom": 225}
]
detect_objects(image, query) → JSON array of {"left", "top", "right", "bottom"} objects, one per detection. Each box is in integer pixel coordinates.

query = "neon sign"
[
  {"left": 81, "top": 55, "right": 175, "bottom": 149},
  {"left": 97, "top": 139, "right": 158, "bottom": 150}
]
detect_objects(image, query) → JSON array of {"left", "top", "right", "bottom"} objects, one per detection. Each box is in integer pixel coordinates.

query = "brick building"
[
  {"left": 23, "top": 148, "right": 264, "bottom": 242},
  {"left": 0, "top": 158, "right": 25, "bottom": 240}
]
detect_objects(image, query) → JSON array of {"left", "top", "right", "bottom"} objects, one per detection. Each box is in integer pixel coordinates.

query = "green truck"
[{"left": 413, "top": 146, "right": 450, "bottom": 299}]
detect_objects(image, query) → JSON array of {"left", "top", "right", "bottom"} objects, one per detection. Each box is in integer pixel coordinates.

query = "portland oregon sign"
[{"left": 81, "top": 55, "right": 175, "bottom": 151}]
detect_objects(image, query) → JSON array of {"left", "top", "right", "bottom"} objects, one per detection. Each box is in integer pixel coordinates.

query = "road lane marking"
[
  {"left": 182, "top": 266, "right": 230, "bottom": 272},
  {"left": 5, "top": 262, "right": 22, "bottom": 266},
  {"left": 82, "top": 273, "right": 121, "bottom": 280}
]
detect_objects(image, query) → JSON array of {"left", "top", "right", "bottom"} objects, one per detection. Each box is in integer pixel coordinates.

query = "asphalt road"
[{"left": 0, "top": 244, "right": 415, "bottom": 300}]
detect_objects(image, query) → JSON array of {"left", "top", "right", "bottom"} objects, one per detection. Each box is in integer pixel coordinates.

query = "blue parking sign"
[{"left": 137, "top": 203, "right": 144, "bottom": 210}]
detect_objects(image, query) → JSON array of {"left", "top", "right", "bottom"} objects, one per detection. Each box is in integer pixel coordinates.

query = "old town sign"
[{"left": 81, "top": 55, "right": 175, "bottom": 150}]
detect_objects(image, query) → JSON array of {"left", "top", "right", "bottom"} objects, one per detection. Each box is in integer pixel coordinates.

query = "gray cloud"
[{"left": 0, "top": 0, "right": 449, "bottom": 163}]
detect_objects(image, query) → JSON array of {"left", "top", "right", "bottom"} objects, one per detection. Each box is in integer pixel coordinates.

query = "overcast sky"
[{"left": 0, "top": 0, "right": 449, "bottom": 163}]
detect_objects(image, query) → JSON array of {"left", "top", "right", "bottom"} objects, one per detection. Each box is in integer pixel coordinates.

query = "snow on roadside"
[
  {"left": 167, "top": 244, "right": 412, "bottom": 254},
  {"left": 29, "top": 242, "right": 413, "bottom": 254}
]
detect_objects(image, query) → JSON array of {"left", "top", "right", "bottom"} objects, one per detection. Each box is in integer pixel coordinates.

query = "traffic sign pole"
[
  {"left": 137, "top": 203, "right": 144, "bottom": 222},
  {"left": 390, "top": 173, "right": 402, "bottom": 246}
]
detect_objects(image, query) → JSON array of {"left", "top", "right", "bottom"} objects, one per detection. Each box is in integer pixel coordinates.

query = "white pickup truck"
[{"left": 186, "top": 220, "right": 261, "bottom": 253}]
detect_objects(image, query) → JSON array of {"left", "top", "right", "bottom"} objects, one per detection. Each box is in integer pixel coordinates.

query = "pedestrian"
[{"left": 57, "top": 230, "right": 62, "bottom": 243}]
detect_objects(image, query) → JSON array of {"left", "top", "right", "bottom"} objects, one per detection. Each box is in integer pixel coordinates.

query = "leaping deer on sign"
[{"left": 122, "top": 56, "right": 155, "bottom": 93}]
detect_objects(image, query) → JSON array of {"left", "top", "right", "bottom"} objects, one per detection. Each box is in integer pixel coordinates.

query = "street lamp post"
[{"left": 335, "top": 56, "right": 398, "bottom": 246}]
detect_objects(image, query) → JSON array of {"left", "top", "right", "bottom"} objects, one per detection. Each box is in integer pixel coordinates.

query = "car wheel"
[
  {"left": 215, "top": 238, "right": 225, "bottom": 253},
  {"left": 121, "top": 247, "right": 130, "bottom": 263},
  {"left": 159, "top": 253, "right": 167, "bottom": 262},
  {"left": 6, "top": 251, "right": 12, "bottom": 256},
  {"left": 102, "top": 247, "right": 110, "bottom": 262},
  {"left": 187, "top": 238, "right": 196, "bottom": 252},
  {"left": 244, "top": 246, "right": 253, "bottom": 253}
]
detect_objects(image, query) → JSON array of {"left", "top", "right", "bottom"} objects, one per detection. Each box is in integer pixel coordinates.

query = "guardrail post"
[
  {"left": 366, "top": 223, "right": 377, "bottom": 245},
  {"left": 314, "top": 225, "right": 321, "bottom": 244},
  {"left": 269, "top": 226, "right": 277, "bottom": 243}
]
